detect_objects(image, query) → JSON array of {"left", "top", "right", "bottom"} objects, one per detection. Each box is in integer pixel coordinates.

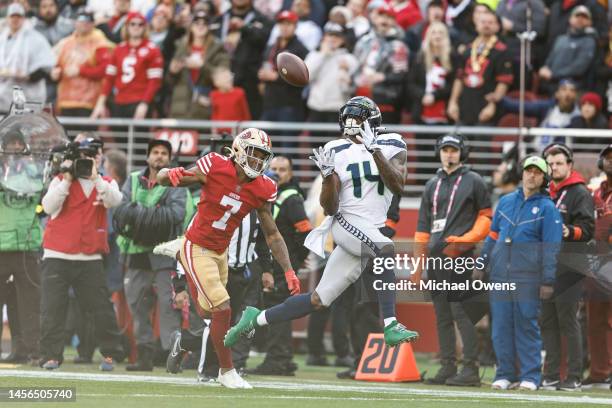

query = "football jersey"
[
  {"left": 185, "top": 152, "right": 277, "bottom": 253},
  {"left": 102, "top": 39, "right": 163, "bottom": 105},
  {"left": 324, "top": 134, "right": 406, "bottom": 227}
]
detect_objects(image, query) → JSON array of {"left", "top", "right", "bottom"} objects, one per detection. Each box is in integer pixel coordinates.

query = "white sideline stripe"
[{"left": 0, "top": 370, "right": 611, "bottom": 405}]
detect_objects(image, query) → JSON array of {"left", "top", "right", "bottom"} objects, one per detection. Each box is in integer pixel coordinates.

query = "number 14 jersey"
[
  {"left": 185, "top": 152, "right": 277, "bottom": 253},
  {"left": 324, "top": 134, "right": 406, "bottom": 228}
]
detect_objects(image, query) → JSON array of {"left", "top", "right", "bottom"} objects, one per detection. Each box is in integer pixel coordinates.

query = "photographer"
[
  {"left": 115, "top": 139, "right": 191, "bottom": 371},
  {"left": 0, "top": 131, "right": 42, "bottom": 365},
  {"left": 40, "top": 139, "right": 125, "bottom": 371}
]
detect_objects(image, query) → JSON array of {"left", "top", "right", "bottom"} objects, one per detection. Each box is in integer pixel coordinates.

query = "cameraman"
[
  {"left": 40, "top": 140, "right": 125, "bottom": 370},
  {"left": 115, "top": 139, "right": 190, "bottom": 371},
  {"left": 0, "top": 131, "right": 42, "bottom": 365}
]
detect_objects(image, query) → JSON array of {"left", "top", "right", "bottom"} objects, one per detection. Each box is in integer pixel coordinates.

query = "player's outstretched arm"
[
  {"left": 372, "top": 150, "right": 407, "bottom": 196},
  {"left": 256, "top": 203, "right": 300, "bottom": 295},
  {"left": 320, "top": 172, "right": 341, "bottom": 216},
  {"left": 157, "top": 166, "right": 206, "bottom": 187}
]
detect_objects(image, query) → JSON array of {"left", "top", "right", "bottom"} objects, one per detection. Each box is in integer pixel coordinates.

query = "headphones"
[
  {"left": 520, "top": 155, "right": 550, "bottom": 189},
  {"left": 542, "top": 142, "right": 573, "bottom": 163},
  {"left": 434, "top": 133, "right": 469, "bottom": 162},
  {"left": 597, "top": 144, "right": 612, "bottom": 171}
]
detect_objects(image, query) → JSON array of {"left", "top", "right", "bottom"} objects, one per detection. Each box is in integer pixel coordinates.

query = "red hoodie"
[{"left": 549, "top": 170, "right": 585, "bottom": 200}]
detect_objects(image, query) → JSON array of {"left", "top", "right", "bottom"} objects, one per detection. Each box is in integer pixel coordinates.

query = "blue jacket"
[{"left": 481, "top": 188, "right": 562, "bottom": 285}]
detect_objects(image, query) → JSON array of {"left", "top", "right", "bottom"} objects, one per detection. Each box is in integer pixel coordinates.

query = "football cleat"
[
  {"left": 217, "top": 368, "right": 253, "bottom": 389},
  {"left": 224, "top": 306, "right": 260, "bottom": 348},
  {"left": 166, "top": 330, "right": 186, "bottom": 374},
  {"left": 383, "top": 320, "right": 419, "bottom": 347}
]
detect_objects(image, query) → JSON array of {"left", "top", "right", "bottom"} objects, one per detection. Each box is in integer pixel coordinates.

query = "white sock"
[
  {"left": 256, "top": 311, "right": 268, "bottom": 326},
  {"left": 383, "top": 317, "right": 397, "bottom": 327}
]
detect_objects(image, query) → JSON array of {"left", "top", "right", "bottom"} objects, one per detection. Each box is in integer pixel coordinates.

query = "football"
[{"left": 276, "top": 52, "right": 309, "bottom": 87}]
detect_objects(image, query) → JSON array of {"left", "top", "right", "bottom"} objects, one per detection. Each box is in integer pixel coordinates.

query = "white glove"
[
  {"left": 309, "top": 147, "right": 335, "bottom": 178},
  {"left": 356, "top": 120, "right": 380, "bottom": 152}
]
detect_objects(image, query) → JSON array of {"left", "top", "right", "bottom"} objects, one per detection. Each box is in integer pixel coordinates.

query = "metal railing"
[{"left": 57, "top": 117, "right": 611, "bottom": 197}]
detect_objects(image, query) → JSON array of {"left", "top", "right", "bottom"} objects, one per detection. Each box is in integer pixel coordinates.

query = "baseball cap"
[
  {"left": 558, "top": 78, "right": 577, "bottom": 90},
  {"left": 126, "top": 11, "right": 146, "bottom": 24},
  {"left": 7, "top": 3, "right": 25, "bottom": 17},
  {"left": 276, "top": 10, "right": 298, "bottom": 23},
  {"left": 367, "top": 0, "right": 386, "bottom": 12},
  {"left": 147, "top": 139, "right": 173, "bottom": 157},
  {"left": 600, "top": 144, "right": 612, "bottom": 158},
  {"left": 324, "top": 22, "right": 345, "bottom": 35},
  {"left": 192, "top": 10, "right": 209, "bottom": 22},
  {"left": 438, "top": 134, "right": 463, "bottom": 150},
  {"left": 571, "top": 5, "right": 591, "bottom": 19},
  {"left": 523, "top": 156, "right": 548, "bottom": 174},
  {"left": 377, "top": 4, "right": 397, "bottom": 18}
]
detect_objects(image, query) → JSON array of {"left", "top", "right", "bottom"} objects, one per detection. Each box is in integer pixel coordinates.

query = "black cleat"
[{"left": 166, "top": 330, "right": 186, "bottom": 374}]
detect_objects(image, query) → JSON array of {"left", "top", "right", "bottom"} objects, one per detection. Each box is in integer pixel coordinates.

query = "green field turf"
[{"left": 0, "top": 352, "right": 610, "bottom": 408}]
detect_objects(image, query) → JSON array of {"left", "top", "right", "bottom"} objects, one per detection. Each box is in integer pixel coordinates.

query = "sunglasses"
[{"left": 129, "top": 22, "right": 145, "bottom": 27}]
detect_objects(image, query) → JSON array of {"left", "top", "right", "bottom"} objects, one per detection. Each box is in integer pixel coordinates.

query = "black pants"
[
  {"left": 0, "top": 252, "right": 40, "bottom": 359},
  {"left": 541, "top": 298, "right": 583, "bottom": 380},
  {"left": 0, "top": 276, "right": 24, "bottom": 356},
  {"left": 347, "top": 280, "right": 382, "bottom": 364},
  {"left": 110, "top": 102, "right": 140, "bottom": 118},
  {"left": 40, "top": 258, "right": 124, "bottom": 364},
  {"left": 226, "top": 266, "right": 262, "bottom": 369}
]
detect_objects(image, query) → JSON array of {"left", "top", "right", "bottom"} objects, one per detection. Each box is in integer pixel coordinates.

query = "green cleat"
[
  {"left": 224, "top": 306, "right": 261, "bottom": 347},
  {"left": 383, "top": 320, "right": 419, "bottom": 347}
]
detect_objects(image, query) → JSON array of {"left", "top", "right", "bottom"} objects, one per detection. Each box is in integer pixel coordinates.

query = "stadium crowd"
[{"left": 0, "top": 0, "right": 610, "bottom": 393}]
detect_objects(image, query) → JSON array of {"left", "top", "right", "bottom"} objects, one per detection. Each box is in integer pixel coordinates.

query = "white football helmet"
[{"left": 231, "top": 128, "right": 273, "bottom": 179}]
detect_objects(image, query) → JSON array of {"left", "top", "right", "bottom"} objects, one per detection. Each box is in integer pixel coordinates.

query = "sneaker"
[
  {"left": 153, "top": 238, "right": 182, "bottom": 259},
  {"left": 99, "top": 357, "right": 114, "bottom": 371},
  {"left": 582, "top": 377, "right": 611, "bottom": 390},
  {"left": 541, "top": 378, "right": 560, "bottom": 391},
  {"left": 425, "top": 363, "right": 457, "bottom": 385},
  {"left": 217, "top": 368, "right": 253, "bottom": 389},
  {"left": 383, "top": 321, "right": 419, "bottom": 347},
  {"left": 492, "top": 379, "right": 512, "bottom": 390},
  {"left": 223, "top": 306, "right": 260, "bottom": 348},
  {"left": 166, "top": 330, "right": 186, "bottom": 374},
  {"left": 306, "top": 355, "right": 328, "bottom": 366},
  {"left": 42, "top": 360, "right": 59, "bottom": 370},
  {"left": 558, "top": 378, "right": 581, "bottom": 391},
  {"left": 518, "top": 380, "right": 538, "bottom": 391}
]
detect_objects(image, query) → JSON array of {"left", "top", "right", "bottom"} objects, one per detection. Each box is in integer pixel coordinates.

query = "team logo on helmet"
[{"left": 231, "top": 128, "right": 273, "bottom": 179}]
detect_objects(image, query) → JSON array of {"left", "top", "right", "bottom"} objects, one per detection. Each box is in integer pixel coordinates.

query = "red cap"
[
  {"left": 580, "top": 92, "right": 602, "bottom": 111},
  {"left": 126, "top": 11, "right": 146, "bottom": 24},
  {"left": 377, "top": 4, "right": 396, "bottom": 18},
  {"left": 276, "top": 10, "right": 298, "bottom": 23}
]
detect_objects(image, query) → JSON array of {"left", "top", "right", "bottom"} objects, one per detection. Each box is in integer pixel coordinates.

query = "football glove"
[
  {"left": 284, "top": 269, "right": 301, "bottom": 296},
  {"left": 357, "top": 120, "right": 381, "bottom": 152},
  {"left": 309, "top": 147, "right": 335, "bottom": 178},
  {"left": 168, "top": 167, "right": 195, "bottom": 187}
]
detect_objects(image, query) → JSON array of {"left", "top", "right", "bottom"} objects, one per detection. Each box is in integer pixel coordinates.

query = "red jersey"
[
  {"left": 185, "top": 152, "right": 277, "bottom": 253},
  {"left": 102, "top": 39, "right": 163, "bottom": 105}
]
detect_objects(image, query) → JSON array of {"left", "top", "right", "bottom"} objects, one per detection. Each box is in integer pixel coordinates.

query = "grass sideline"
[{"left": 0, "top": 353, "right": 610, "bottom": 408}]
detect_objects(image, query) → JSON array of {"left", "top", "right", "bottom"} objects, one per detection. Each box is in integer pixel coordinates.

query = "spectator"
[
  {"left": 280, "top": 0, "right": 327, "bottom": 27},
  {"left": 0, "top": 131, "right": 43, "bottom": 366},
  {"left": 346, "top": 0, "right": 369, "bottom": 38},
  {"left": 92, "top": 12, "right": 163, "bottom": 119},
  {"left": 305, "top": 22, "right": 358, "bottom": 124},
  {"left": 253, "top": 0, "right": 283, "bottom": 20},
  {"left": 445, "top": 0, "right": 475, "bottom": 47},
  {"left": 478, "top": 156, "right": 562, "bottom": 391},
  {"left": 267, "top": 0, "right": 322, "bottom": 52},
  {"left": 97, "top": 0, "right": 132, "bottom": 44},
  {"left": 541, "top": 143, "right": 594, "bottom": 391},
  {"left": 258, "top": 11, "right": 308, "bottom": 125},
  {"left": 208, "top": 67, "right": 251, "bottom": 134},
  {"left": 34, "top": 0, "right": 74, "bottom": 46},
  {"left": 40, "top": 139, "right": 126, "bottom": 371},
  {"left": 52, "top": 11, "right": 115, "bottom": 117},
  {"left": 212, "top": 0, "right": 272, "bottom": 120},
  {"left": 115, "top": 139, "right": 189, "bottom": 371},
  {"left": 0, "top": 3, "right": 55, "bottom": 113},
  {"left": 326, "top": 6, "right": 358, "bottom": 52},
  {"left": 447, "top": 8, "right": 512, "bottom": 125},
  {"left": 145, "top": 0, "right": 182, "bottom": 21},
  {"left": 407, "top": 21, "right": 456, "bottom": 125},
  {"left": 500, "top": 80, "right": 580, "bottom": 152},
  {"left": 546, "top": 0, "right": 608, "bottom": 53},
  {"left": 538, "top": 6, "right": 598, "bottom": 94},
  {"left": 491, "top": 147, "right": 520, "bottom": 198},
  {"left": 353, "top": 4, "right": 409, "bottom": 124},
  {"left": 583, "top": 144, "right": 612, "bottom": 390},
  {"left": 568, "top": 93, "right": 609, "bottom": 146},
  {"left": 390, "top": 0, "right": 422, "bottom": 31},
  {"left": 167, "top": 10, "right": 230, "bottom": 119},
  {"left": 404, "top": 0, "right": 444, "bottom": 54},
  {"left": 496, "top": 0, "right": 546, "bottom": 89},
  {"left": 149, "top": 5, "right": 173, "bottom": 50},
  {"left": 59, "top": 0, "right": 87, "bottom": 20}
]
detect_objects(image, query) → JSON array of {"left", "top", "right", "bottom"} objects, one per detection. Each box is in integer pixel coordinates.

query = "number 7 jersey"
[
  {"left": 185, "top": 152, "right": 277, "bottom": 253},
  {"left": 324, "top": 134, "right": 406, "bottom": 228}
]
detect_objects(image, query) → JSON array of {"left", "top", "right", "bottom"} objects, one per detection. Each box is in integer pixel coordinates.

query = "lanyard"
[
  {"left": 555, "top": 190, "right": 567, "bottom": 209},
  {"left": 433, "top": 175, "right": 463, "bottom": 219}
]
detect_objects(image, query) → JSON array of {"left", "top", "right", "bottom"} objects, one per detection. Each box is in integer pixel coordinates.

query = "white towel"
[{"left": 304, "top": 215, "right": 334, "bottom": 258}]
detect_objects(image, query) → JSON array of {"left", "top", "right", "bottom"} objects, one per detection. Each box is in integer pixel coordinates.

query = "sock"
[
  {"left": 263, "top": 293, "right": 316, "bottom": 325},
  {"left": 383, "top": 317, "right": 397, "bottom": 327},
  {"left": 210, "top": 309, "right": 233, "bottom": 369},
  {"left": 256, "top": 311, "right": 268, "bottom": 326},
  {"left": 374, "top": 247, "right": 397, "bottom": 320}
]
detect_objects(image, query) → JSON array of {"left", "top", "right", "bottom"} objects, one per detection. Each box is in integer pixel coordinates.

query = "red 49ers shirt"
[
  {"left": 185, "top": 152, "right": 277, "bottom": 253},
  {"left": 102, "top": 39, "right": 163, "bottom": 105}
]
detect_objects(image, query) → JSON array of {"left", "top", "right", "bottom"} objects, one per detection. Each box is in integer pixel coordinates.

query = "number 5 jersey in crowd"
[{"left": 185, "top": 152, "right": 277, "bottom": 253}]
